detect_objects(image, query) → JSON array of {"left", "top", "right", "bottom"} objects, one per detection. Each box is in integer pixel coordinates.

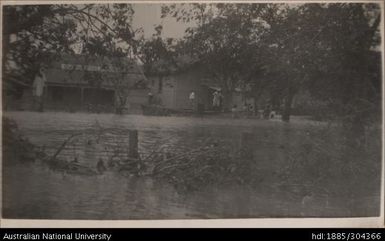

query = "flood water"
[{"left": 2, "top": 111, "right": 381, "bottom": 219}]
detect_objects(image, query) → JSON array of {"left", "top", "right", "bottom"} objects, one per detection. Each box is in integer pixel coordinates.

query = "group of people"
[
  {"left": 187, "top": 90, "right": 278, "bottom": 119},
  {"left": 188, "top": 90, "right": 223, "bottom": 112},
  {"left": 231, "top": 103, "right": 276, "bottom": 119}
]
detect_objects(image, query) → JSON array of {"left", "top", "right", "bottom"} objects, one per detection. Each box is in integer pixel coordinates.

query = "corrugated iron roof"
[
  {"left": 44, "top": 54, "right": 148, "bottom": 88},
  {"left": 51, "top": 54, "right": 144, "bottom": 74}
]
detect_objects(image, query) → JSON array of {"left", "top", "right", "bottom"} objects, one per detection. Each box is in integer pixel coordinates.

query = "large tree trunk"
[{"left": 281, "top": 92, "right": 294, "bottom": 122}]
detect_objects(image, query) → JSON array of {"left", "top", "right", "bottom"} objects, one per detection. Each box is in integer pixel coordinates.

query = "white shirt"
[
  {"left": 189, "top": 92, "right": 195, "bottom": 100},
  {"left": 32, "top": 73, "right": 46, "bottom": 97}
]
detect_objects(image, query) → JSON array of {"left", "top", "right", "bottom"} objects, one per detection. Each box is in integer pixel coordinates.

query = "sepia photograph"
[{"left": 1, "top": 0, "right": 383, "bottom": 224}]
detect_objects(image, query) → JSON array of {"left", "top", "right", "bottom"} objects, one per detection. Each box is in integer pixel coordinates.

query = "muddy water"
[{"left": 2, "top": 111, "right": 380, "bottom": 219}]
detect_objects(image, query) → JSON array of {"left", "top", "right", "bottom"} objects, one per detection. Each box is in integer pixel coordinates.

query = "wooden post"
[{"left": 129, "top": 130, "right": 139, "bottom": 159}]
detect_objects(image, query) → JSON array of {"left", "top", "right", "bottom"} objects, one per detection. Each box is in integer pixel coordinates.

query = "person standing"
[
  {"left": 189, "top": 91, "right": 195, "bottom": 110},
  {"left": 212, "top": 90, "right": 220, "bottom": 110},
  {"left": 32, "top": 67, "right": 46, "bottom": 112},
  {"left": 147, "top": 91, "right": 154, "bottom": 105}
]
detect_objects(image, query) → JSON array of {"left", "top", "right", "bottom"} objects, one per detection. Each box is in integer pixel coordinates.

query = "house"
[
  {"left": 147, "top": 63, "right": 209, "bottom": 111},
  {"left": 146, "top": 57, "right": 255, "bottom": 112},
  {"left": 11, "top": 54, "right": 149, "bottom": 113}
]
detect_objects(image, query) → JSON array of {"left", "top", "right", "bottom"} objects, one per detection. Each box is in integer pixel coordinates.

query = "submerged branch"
[{"left": 49, "top": 133, "right": 82, "bottom": 162}]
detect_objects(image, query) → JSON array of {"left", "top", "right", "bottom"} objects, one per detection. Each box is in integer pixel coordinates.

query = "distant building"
[
  {"left": 147, "top": 63, "right": 209, "bottom": 111},
  {"left": 147, "top": 56, "right": 255, "bottom": 112},
  {"left": 10, "top": 54, "right": 149, "bottom": 113}
]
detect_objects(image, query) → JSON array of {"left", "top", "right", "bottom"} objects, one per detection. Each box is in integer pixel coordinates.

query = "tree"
[
  {"left": 162, "top": 3, "right": 273, "bottom": 110},
  {"left": 303, "top": 3, "right": 381, "bottom": 127},
  {"left": 163, "top": 3, "right": 381, "bottom": 122},
  {"left": 135, "top": 25, "right": 180, "bottom": 99},
  {"left": 252, "top": 3, "right": 381, "bottom": 122},
  {"left": 136, "top": 25, "right": 177, "bottom": 75},
  {"left": 3, "top": 4, "right": 137, "bottom": 96}
]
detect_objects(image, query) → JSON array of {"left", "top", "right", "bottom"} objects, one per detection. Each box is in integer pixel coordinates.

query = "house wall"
[
  {"left": 148, "top": 76, "right": 177, "bottom": 109},
  {"left": 45, "top": 86, "right": 82, "bottom": 111},
  {"left": 148, "top": 71, "right": 260, "bottom": 112},
  {"left": 148, "top": 66, "right": 210, "bottom": 111},
  {"left": 83, "top": 88, "right": 114, "bottom": 106},
  {"left": 173, "top": 70, "right": 204, "bottom": 110},
  {"left": 8, "top": 53, "right": 150, "bottom": 113},
  {"left": 126, "top": 89, "right": 149, "bottom": 111},
  {"left": 10, "top": 85, "right": 150, "bottom": 113}
]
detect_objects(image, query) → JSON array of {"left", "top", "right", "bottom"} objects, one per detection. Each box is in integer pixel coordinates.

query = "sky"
[
  {"left": 65, "top": 4, "right": 195, "bottom": 55},
  {"left": 132, "top": 4, "right": 196, "bottom": 39}
]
